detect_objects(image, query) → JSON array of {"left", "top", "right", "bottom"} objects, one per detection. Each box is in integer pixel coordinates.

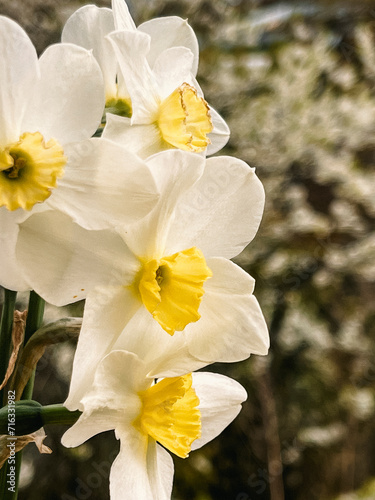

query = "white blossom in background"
[
  {"left": 16, "top": 149, "right": 269, "bottom": 409},
  {"left": 0, "top": 16, "right": 159, "bottom": 292},
  {"left": 62, "top": 350, "right": 247, "bottom": 500}
]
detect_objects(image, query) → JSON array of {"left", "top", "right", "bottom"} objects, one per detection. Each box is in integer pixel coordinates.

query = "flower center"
[
  {"left": 157, "top": 83, "right": 213, "bottom": 153},
  {"left": 133, "top": 374, "right": 201, "bottom": 458},
  {"left": 137, "top": 247, "right": 212, "bottom": 335},
  {"left": 102, "top": 96, "right": 133, "bottom": 126},
  {"left": 0, "top": 132, "right": 66, "bottom": 211}
]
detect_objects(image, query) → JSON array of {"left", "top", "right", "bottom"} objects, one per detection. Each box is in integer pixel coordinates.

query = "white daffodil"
[
  {"left": 0, "top": 16, "right": 159, "bottom": 291},
  {"left": 104, "top": 27, "right": 230, "bottom": 158},
  {"left": 17, "top": 149, "right": 269, "bottom": 409},
  {"left": 62, "top": 0, "right": 199, "bottom": 108},
  {"left": 62, "top": 350, "right": 247, "bottom": 500},
  {"left": 62, "top": 0, "right": 229, "bottom": 157}
]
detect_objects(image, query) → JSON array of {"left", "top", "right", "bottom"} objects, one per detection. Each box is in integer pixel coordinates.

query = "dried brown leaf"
[
  {"left": 0, "top": 311, "right": 27, "bottom": 392},
  {"left": 0, "top": 428, "right": 52, "bottom": 468},
  {"left": 13, "top": 317, "right": 82, "bottom": 399}
]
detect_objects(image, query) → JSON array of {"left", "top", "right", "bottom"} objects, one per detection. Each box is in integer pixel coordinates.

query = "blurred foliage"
[{"left": 1, "top": 0, "right": 375, "bottom": 499}]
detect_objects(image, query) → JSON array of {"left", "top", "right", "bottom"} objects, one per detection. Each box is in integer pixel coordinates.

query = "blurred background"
[{"left": 1, "top": 0, "right": 375, "bottom": 499}]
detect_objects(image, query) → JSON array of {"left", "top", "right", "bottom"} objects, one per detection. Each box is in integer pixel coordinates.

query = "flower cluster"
[{"left": 0, "top": 1, "right": 269, "bottom": 498}]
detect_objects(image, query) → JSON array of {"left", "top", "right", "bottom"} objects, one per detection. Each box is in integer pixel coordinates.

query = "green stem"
[
  {"left": 0, "top": 401, "right": 81, "bottom": 434},
  {"left": 0, "top": 289, "right": 17, "bottom": 406},
  {"left": 1, "top": 292, "right": 45, "bottom": 499},
  {"left": 22, "top": 291, "right": 45, "bottom": 401},
  {"left": 41, "top": 404, "right": 81, "bottom": 427},
  {"left": 24, "top": 291, "right": 45, "bottom": 346},
  {"left": 0, "top": 289, "right": 17, "bottom": 497}
]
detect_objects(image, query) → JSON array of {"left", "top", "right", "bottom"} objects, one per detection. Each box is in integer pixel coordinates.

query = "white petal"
[
  {"left": 110, "top": 430, "right": 174, "bottom": 500},
  {"left": 65, "top": 286, "right": 141, "bottom": 410},
  {"left": 116, "top": 67, "right": 130, "bottom": 101},
  {"left": 122, "top": 150, "right": 205, "bottom": 259},
  {"left": 62, "top": 5, "right": 117, "bottom": 98},
  {"left": 107, "top": 30, "right": 159, "bottom": 123},
  {"left": 139, "top": 16, "right": 199, "bottom": 76},
  {"left": 206, "top": 257, "right": 255, "bottom": 294},
  {"left": 61, "top": 408, "right": 117, "bottom": 448},
  {"left": 152, "top": 47, "right": 195, "bottom": 100},
  {"left": 93, "top": 350, "right": 150, "bottom": 397},
  {"left": 66, "top": 352, "right": 145, "bottom": 430},
  {"left": 112, "top": 0, "right": 137, "bottom": 31},
  {"left": 148, "top": 351, "right": 207, "bottom": 380},
  {"left": 23, "top": 43, "right": 104, "bottom": 144},
  {"left": 103, "top": 114, "right": 169, "bottom": 158},
  {"left": 147, "top": 442, "right": 174, "bottom": 500},
  {"left": 0, "top": 208, "right": 31, "bottom": 291},
  {"left": 165, "top": 156, "right": 265, "bottom": 259},
  {"left": 191, "top": 372, "right": 247, "bottom": 450},
  {"left": 48, "top": 138, "right": 159, "bottom": 230},
  {"left": 186, "top": 258, "right": 269, "bottom": 362},
  {"left": 110, "top": 428, "right": 153, "bottom": 500},
  {"left": 65, "top": 351, "right": 147, "bottom": 447},
  {"left": 113, "top": 307, "right": 206, "bottom": 377},
  {"left": 16, "top": 210, "right": 130, "bottom": 306},
  {"left": 207, "top": 107, "right": 230, "bottom": 155},
  {"left": 0, "top": 16, "right": 39, "bottom": 145}
]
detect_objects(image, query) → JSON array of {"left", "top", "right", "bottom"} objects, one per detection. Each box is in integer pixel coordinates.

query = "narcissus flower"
[
  {"left": 62, "top": 0, "right": 199, "bottom": 119},
  {"left": 104, "top": 28, "right": 229, "bottom": 157},
  {"left": 17, "top": 150, "right": 269, "bottom": 409},
  {"left": 62, "top": 350, "right": 247, "bottom": 500},
  {"left": 0, "top": 16, "right": 159, "bottom": 291},
  {"left": 62, "top": 0, "right": 229, "bottom": 157}
]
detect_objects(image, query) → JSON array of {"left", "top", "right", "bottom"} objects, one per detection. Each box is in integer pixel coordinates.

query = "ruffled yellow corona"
[
  {"left": 0, "top": 132, "right": 66, "bottom": 211},
  {"left": 157, "top": 83, "right": 213, "bottom": 152},
  {"left": 137, "top": 247, "right": 212, "bottom": 335},
  {"left": 133, "top": 374, "right": 201, "bottom": 458}
]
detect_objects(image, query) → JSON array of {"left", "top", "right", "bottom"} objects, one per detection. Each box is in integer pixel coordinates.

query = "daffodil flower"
[
  {"left": 0, "top": 16, "right": 159, "bottom": 291},
  {"left": 62, "top": 0, "right": 229, "bottom": 157},
  {"left": 17, "top": 150, "right": 269, "bottom": 409},
  {"left": 104, "top": 27, "right": 230, "bottom": 157},
  {"left": 62, "top": 0, "right": 199, "bottom": 113},
  {"left": 62, "top": 350, "right": 247, "bottom": 500}
]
